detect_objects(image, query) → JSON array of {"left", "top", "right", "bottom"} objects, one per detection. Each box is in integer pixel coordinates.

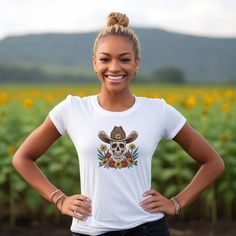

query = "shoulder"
[
  {"left": 138, "top": 96, "right": 167, "bottom": 109},
  {"left": 60, "top": 94, "right": 93, "bottom": 106}
]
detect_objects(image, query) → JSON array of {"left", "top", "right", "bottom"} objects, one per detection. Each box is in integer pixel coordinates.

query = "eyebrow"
[{"left": 99, "top": 52, "right": 133, "bottom": 56}]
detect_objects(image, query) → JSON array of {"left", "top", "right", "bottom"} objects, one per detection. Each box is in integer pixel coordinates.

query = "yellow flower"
[
  {"left": 223, "top": 103, "right": 230, "bottom": 113},
  {"left": 115, "top": 133, "right": 121, "bottom": 139},
  {"left": 24, "top": 98, "right": 33, "bottom": 108},
  {"left": 203, "top": 96, "right": 213, "bottom": 108},
  {"left": 127, "top": 158, "right": 134, "bottom": 165},
  {"left": 0, "top": 92, "right": 8, "bottom": 106},
  {"left": 166, "top": 96, "right": 174, "bottom": 105},
  {"left": 114, "top": 160, "right": 122, "bottom": 169},
  {"left": 101, "top": 159, "right": 109, "bottom": 167},
  {"left": 100, "top": 144, "right": 107, "bottom": 152},
  {"left": 129, "top": 143, "right": 136, "bottom": 150},
  {"left": 7, "top": 145, "right": 16, "bottom": 154},
  {"left": 185, "top": 95, "right": 196, "bottom": 108},
  {"left": 45, "top": 94, "right": 54, "bottom": 105},
  {"left": 224, "top": 89, "right": 233, "bottom": 98}
]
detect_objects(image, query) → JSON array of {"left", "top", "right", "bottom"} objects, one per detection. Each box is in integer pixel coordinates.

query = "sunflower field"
[{"left": 0, "top": 83, "right": 236, "bottom": 226}]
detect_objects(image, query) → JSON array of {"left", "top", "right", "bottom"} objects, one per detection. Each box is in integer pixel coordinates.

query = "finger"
[
  {"left": 142, "top": 200, "right": 164, "bottom": 211},
  {"left": 72, "top": 194, "right": 92, "bottom": 203},
  {"left": 147, "top": 207, "right": 163, "bottom": 214},
  {"left": 72, "top": 201, "right": 92, "bottom": 215},
  {"left": 140, "top": 195, "right": 162, "bottom": 206},
  {"left": 143, "top": 189, "right": 160, "bottom": 197},
  {"left": 73, "top": 205, "right": 92, "bottom": 217},
  {"left": 72, "top": 210, "right": 88, "bottom": 221},
  {"left": 73, "top": 199, "right": 91, "bottom": 208}
]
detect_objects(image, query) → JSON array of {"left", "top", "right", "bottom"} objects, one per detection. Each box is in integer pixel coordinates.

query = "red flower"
[
  {"left": 125, "top": 151, "right": 132, "bottom": 159},
  {"left": 121, "top": 160, "right": 128, "bottom": 168},
  {"left": 105, "top": 152, "right": 112, "bottom": 159},
  {"left": 108, "top": 160, "right": 115, "bottom": 168}
]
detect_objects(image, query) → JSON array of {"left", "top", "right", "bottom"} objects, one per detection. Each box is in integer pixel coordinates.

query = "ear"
[
  {"left": 134, "top": 58, "right": 140, "bottom": 73},
  {"left": 92, "top": 55, "right": 97, "bottom": 72}
]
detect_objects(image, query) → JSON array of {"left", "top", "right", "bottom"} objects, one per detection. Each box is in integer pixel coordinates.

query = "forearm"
[
  {"left": 173, "top": 123, "right": 225, "bottom": 209},
  {"left": 12, "top": 154, "right": 58, "bottom": 202},
  {"left": 176, "top": 159, "right": 224, "bottom": 208}
]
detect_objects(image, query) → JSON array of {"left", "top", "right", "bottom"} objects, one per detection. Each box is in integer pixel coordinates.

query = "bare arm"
[
  {"left": 12, "top": 116, "right": 92, "bottom": 220},
  {"left": 140, "top": 122, "right": 225, "bottom": 215},
  {"left": 12, "top": 116, "right": 62, "bottom": 201},
  {"left": 173, "top": 122, "right": 225, "bottom": 208}
]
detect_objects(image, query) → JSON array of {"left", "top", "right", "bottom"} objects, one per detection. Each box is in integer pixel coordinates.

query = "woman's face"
[{"left": 93, "top": 35, "right": 139, "bottom": 94}]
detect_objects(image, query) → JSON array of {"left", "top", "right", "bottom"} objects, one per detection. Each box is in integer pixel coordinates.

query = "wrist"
[
  {"left": 50, "top": 189, "right": 67, "bottom": 212},
  {"left": 56, "top": 195, "right": 67, "bottom": 212},
  {"left": 170, "top": 196, "right": 181, "bottom": 215}
]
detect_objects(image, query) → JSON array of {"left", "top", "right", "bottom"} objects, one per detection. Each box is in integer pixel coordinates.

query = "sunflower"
[
  {"left": 127, "top": 158, "right": 134, "bottom": 165},
  {"left": 129, "top": 143, "right": 136, "bottom": 150},
  {"left": 100, "top": 159, "right": 109, "bottom": 167},
  {"left": 114, "top": 160, "right": 122, "bottom": 169},
  {"left": 100, "top": 144, "right": 107, "bottom": 152}
]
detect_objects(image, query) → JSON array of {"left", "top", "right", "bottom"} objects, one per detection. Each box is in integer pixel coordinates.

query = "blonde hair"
[{"left": 93, "top": 12, "right": 140, "bottom": 59}]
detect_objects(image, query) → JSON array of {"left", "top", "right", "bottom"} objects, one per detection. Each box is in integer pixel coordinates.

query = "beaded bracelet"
[
  {"left": 50, "top": 189, "right": 61, "bottom": 203},
  {"left": 171, "top": 196, "right": 181, "bottom": 215}
]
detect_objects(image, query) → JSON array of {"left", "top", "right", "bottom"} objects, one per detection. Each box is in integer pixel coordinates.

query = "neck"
[{"left": 98, "top": 88, "right": 135, "bottom": 112}]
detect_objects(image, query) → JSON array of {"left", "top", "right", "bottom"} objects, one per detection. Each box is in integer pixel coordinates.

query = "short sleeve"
[
  {"left": 48, "top": 95, "right": 72, "bottom": 135},
  {"left": 161, "top": 100, "right": 186, "bottom": 140}
]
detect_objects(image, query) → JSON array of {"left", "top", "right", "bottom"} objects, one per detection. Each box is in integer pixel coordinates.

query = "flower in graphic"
[
  {"left": 100, "top": 159, "right": 109, "bottom": 167},
  {"left": 100, "top": 144, "right": 107, "bottom": 152},
  {"left": 125, "top": 152, "right": 132, "bottom": 159},
  {"left": 104, "top": 152, "right": 112, "bottom": 159},
  {"left": 114, "top": 160, "right": 122, "bottom": 169},
  {"left": 97, "top": 126, "right": 139, "bottom": 169},
  {"left": 129, "top": 143, "right": 136, "bottom": 150}
]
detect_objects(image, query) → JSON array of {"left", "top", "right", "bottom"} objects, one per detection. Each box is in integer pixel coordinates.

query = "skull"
[{"left": 110, "top": 141, "right": 126, "bottom": 160}]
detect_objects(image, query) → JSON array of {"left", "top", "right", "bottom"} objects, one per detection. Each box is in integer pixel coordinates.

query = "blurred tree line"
[{"left": 0, "top": 63, "right": 187, "bottom": 84}]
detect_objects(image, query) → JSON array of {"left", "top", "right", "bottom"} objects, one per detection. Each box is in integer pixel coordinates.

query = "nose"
[{"left": 109, "top": 59, "right": 121, "bottom": 72}]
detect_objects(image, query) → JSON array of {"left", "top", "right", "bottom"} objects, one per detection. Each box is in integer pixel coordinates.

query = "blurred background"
[{"left": 0, "top": 1, "right": 236, "bottom": 235}]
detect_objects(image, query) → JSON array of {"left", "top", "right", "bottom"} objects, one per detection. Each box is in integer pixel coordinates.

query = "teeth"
[{"left": 106, "top": 75, "right": 124, "bottom": 81}]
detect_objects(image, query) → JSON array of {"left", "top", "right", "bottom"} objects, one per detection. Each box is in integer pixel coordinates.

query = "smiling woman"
[
  {"left": 12, "top": 12, "right": 224, "bottom": 236},
  {"left": 92, "top": 12, "right": 140, "bottom": 107},
  {"left": 93, "top": 36, "right": 139, "bottom": 99}
]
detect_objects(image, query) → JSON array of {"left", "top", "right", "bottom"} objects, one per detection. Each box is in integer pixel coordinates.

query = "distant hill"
[{"left": 0, "top": 28, "right": 235, "bottom": 82}]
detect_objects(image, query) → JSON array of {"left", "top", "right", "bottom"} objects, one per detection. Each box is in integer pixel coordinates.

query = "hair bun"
[{"left": 107, "top": 12, "right": 129, "bottom": 27}]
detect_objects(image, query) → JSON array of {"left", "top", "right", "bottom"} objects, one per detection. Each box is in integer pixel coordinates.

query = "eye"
[
  {"left": 112, "top": 143, "right": 117, "bottom": 148},
  {"left": 121, "top": 58, "right": 131, "bottom": 63},
  {"left": 120, "top": 144, "right": 125, "bottom": 148},
  {"left": 99, "top": 58, "right": 109, "bottom": 62}
]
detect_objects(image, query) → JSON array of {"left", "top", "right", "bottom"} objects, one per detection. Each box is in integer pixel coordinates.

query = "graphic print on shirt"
[{"left": 97, "top": 126, "right": 139, "bottom": 169}]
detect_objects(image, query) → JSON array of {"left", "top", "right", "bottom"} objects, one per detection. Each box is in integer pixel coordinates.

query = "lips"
[{"left": 105, "top": 75, "right": 125, "bottom": 82}]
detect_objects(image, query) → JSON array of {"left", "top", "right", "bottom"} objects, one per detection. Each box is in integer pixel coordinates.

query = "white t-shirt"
[{"left": 49, "top": 94, "right": 186, "bottom": 235}]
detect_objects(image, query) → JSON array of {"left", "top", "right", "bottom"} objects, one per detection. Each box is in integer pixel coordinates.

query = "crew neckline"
[{"left": 92, "top": 94, "right": 140, "bottom": 116}]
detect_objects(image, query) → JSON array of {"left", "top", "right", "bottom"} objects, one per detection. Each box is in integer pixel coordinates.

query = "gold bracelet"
[
  {"left": 50, "top": 189, "right": 61, "bottom": 203},
  {"left": 171, "top": 196, "right": 181, "bottom": 215}
]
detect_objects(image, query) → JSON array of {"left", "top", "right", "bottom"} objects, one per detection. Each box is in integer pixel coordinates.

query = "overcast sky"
[{"left": 0, "top": 0, "right": 236, "bottom": 39}]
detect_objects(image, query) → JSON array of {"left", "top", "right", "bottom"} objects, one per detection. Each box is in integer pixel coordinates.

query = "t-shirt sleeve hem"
[
  {"left": 167, "top": 118, "right": 186, "bottom": 140},
  {"left": 48, "top": 112, "right": 66, "bottom": 136}
]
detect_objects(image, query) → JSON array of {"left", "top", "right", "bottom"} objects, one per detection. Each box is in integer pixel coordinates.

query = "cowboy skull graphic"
[{"left": 98, "top": 126, "right": 138, "bottom": 160}]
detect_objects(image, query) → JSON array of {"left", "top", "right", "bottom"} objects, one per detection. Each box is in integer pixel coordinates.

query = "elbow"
[
  {"left": 214, "top": 156, "right": 225, "bottom": 178},
  {"left": 12, "top": 151, "right": 26, "bottom": 171},
  {"left": 218, "top": 158, "right": 225, "bottom": 176},
  {"left": 12, "top": 152, "right": 20, "bottom": 170}
]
